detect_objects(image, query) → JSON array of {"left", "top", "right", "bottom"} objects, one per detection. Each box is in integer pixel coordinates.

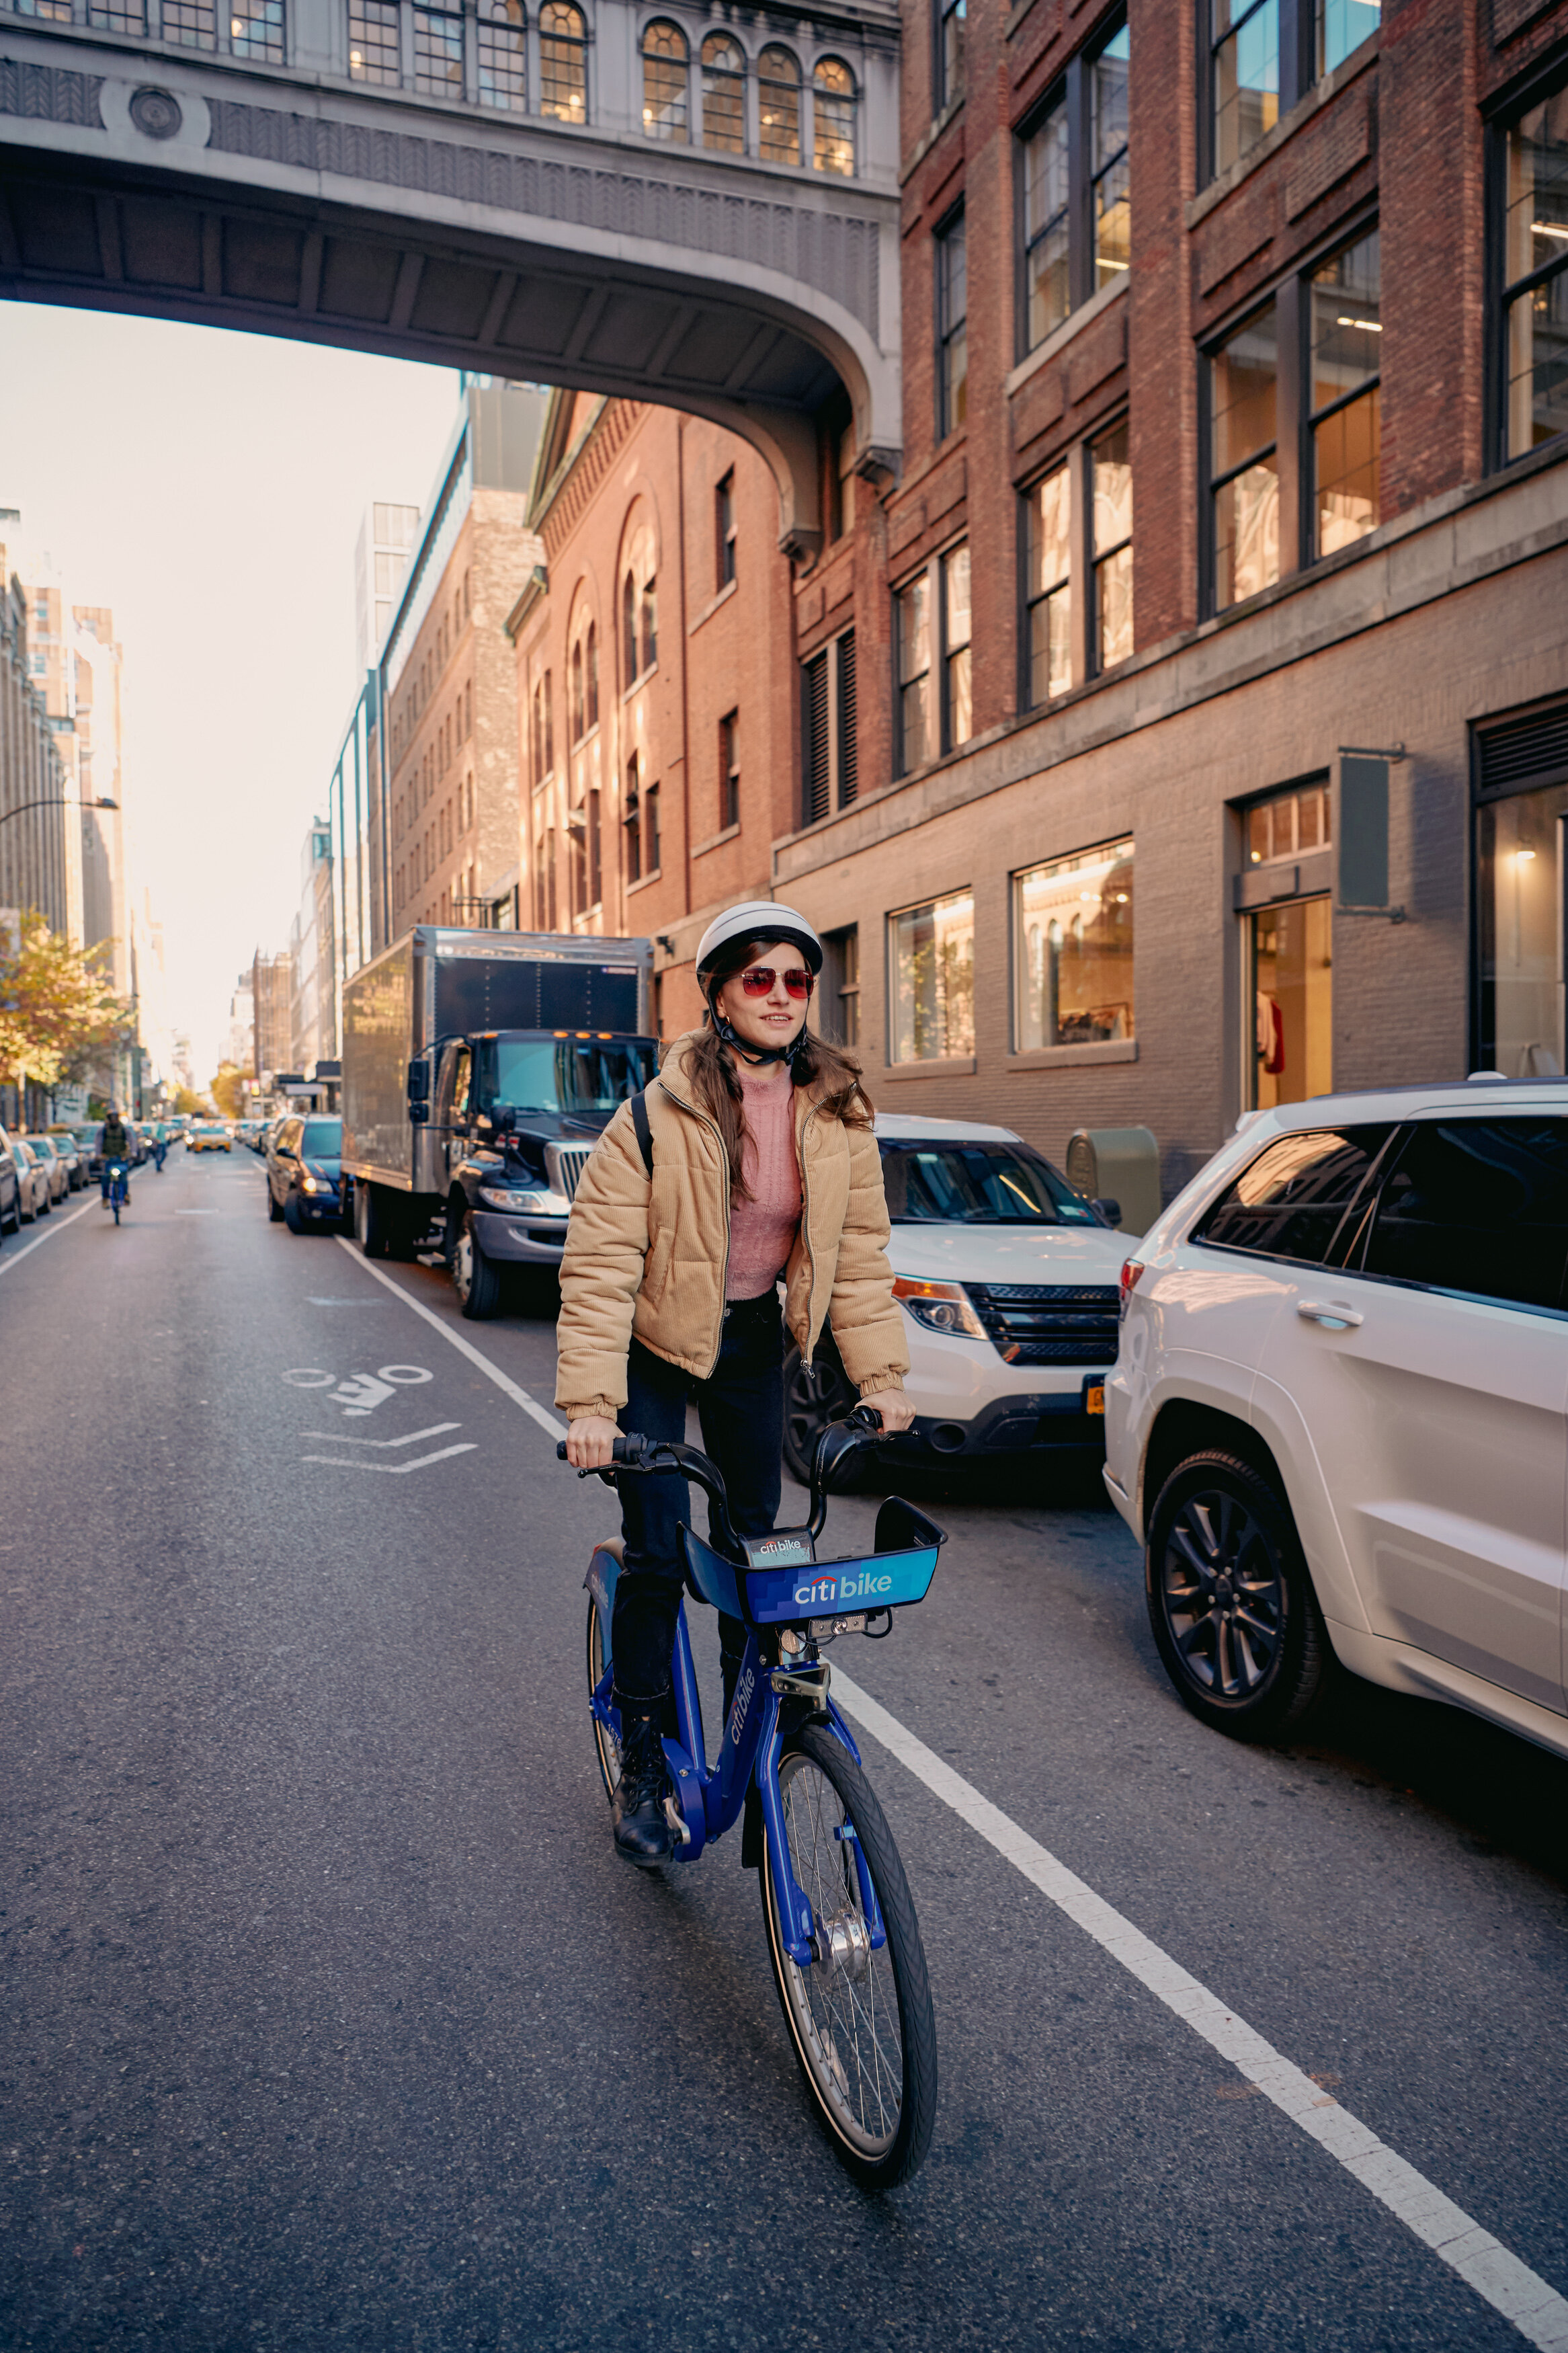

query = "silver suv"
[{"left": 1106, "top": 1078, "right": 1568, "bottom": 1754}]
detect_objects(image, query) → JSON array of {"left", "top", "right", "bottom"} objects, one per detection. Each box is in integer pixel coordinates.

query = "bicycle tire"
[
  {"left": 585, "top": 1595, "right": 620, "bottom": 1802},
  {"left": 761, "top": 1722, "right": 936, "bottom": 2190}
]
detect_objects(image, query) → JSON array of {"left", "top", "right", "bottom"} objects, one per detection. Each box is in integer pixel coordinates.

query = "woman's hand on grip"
[
  {"left": 566, "top": 1413, "right": 620, "bottom": 1470},
  {"left": 860, "top": 1388, "right": 914, "bottom": 1435}
]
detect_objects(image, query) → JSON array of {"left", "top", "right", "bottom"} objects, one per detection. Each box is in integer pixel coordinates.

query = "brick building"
[
  {"left": 380, "top": 381, "right": 546, "bottom": 944},
  {"left": 507, "top": 393, "right": 801, "bottom": 1038},
  {"left": 766, "top": 0, "right": 1568, "bottom": 1195}
]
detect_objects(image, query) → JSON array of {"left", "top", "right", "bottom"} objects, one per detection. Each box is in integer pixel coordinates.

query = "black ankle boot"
[{"left": 612, "top": 1692, "right": 673, "bottom": 1867}]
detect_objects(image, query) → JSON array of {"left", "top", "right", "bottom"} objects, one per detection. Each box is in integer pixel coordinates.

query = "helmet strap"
[{"left": 706, "top": 994, "right": 807, "bottom": 1072}]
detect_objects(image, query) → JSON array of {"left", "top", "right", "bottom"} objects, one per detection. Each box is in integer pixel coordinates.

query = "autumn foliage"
[{"left": 0, "top": 912, "right": 136, "bottom": 1094}]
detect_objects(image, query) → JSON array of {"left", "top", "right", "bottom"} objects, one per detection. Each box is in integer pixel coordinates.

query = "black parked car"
[
  {"left": 0, "top": 1125, "right": 22, "bottom": 1236},
  {"left": 266, "top": 1114, "right": 350, "bottom": 1234}
]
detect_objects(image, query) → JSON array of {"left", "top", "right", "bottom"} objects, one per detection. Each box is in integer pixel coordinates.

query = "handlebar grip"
[{"left": 556, "top": 1431, "right": 646, "bottom": 1465}]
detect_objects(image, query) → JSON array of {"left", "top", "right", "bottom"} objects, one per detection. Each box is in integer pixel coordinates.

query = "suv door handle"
[{"left": 1296, "top": 1300, "right": 1364, "bottom": 1329}]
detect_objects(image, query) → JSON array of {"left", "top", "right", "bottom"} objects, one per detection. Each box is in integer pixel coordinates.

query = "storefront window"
[
  {"left": 889, "top": 891, "right": 975, "bottom": 1062},
  {"left": 1477, "top": 783, "right": 1567, "bottom": 1076},
  {"left": 1014, "top": 838, "right": 1134, "bottom": 1050},
  {"left": 1248, "top": 896, "right": 1332, "bottom": 1109}
]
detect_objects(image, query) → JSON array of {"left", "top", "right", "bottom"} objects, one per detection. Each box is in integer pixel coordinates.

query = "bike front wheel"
[
  {"left": 585, "top": 1594, "right": 620, "bottom": 1802},
  {"left": 761, "top": 1723, "right": 936, "bottom": 2190}
]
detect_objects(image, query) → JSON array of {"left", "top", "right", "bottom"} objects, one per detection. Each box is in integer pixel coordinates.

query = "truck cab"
[{"left": 423, "top": 1027, "right": 658, "bottom": 1314}]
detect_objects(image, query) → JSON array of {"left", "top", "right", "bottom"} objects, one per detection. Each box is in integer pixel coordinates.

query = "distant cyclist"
[
  {"left": 556, "top": 900, "right": 913, "bottom": 1866},
  {"left": 149, "top": 1121, "right": 168, "bottom": 1172},
  {"left": 97, "top": 1105, "right": 131, "bottom": 1206}
]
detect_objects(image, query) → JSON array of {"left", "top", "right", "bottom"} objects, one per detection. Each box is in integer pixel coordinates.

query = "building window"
[
  {"left": 895, "top": 573, "right": 932, "bottom": 774},
  {"left": 1017, "top": 13, "right": 1129, "bottom": 357},
  {"left": 942, "top": 544, "right": 972, "bottom": 752},
  {"left": 1245, "top": 777, "right": 1331, "bottom": 866},
  {"left": 889, "top": 891, "right": 976, "bottom": 1063},
  {"left": 1475, "top": 711, "right": 1568, "bottom": 1077},
  {"left": 642, "top": 19, "right": 689, "bottom": 142},
  {"left": 1091, "top": 419, "right": 1133, "bottom": 670},
  {"left": 1209, "top": 299, "right": 1279, "bottom": 611},
  {"left": 571, "top": 637, "right": 585, "bottom": 740},
  {"left": 229, "top": 0, "right": 283, "bottom": 61},
  {"left": 585, "top": 622, "right": 599, "bottom": 728},
  {"left": 936, "top": 210, "right": 968, "bottom": 438},
  {"left": 937, "top": 0, "right": 964, "bottom": 110},
  {"left": 348, "top": 0, "right": 399, "bottom": 82},
  {"left": 624, "top": 759, "right": 642, "bottom": 884},
  {"left": 1208, "top": 1, "right": 1378, "bottom": 184},
  {"left": 1500, "top": 83, "right": 1568, "bottom": 465},
  {"left": 1309, "top": 229, "right": 1380, "bottom": 555},
  {"left": 413, "top": 4, "right": 463, "bottom": 97},
  {"left": 702, "top": 33, "right": 745, "bottom": 153},
  {"left": 716, "top": 471, "right": 737, "bottom": 588},
  {"left": 720, "top": 710, "right": 740, "bottom": 829},
  {"left": 478, "top": 0, "right": 526, "bottom": 110},
  {"left": 1014, "top": 837, "right": 1134, "bottom": 1051},
  {"left": 813, "top": 58, "right": 856, "bottom": 176},
  {"left": 645, "top": 781, "right": 660, "bottom": 875},
  {"left": 759, "top": 45, "right": 800, "bottom": 165},
  {"left": 821, "top": 926, "right": 860, "bottom": 1047},
  {"left": 165, "top": 0, "right": 217, "bottom": 48},
  {"left": 540, "top": 0, "right": 587, "bottom": 120},
  {"left": 641, "top": 577, "right": 657, "bottom": 673},
  {"left": 623, "top": 571, "right": 637, "bottom": 682},
  {"left": 802, "top": 629, "right": 857, "bottom": 823},
  {"left": 1024, "top": 465, "right": 1072, "bottom": 705}
]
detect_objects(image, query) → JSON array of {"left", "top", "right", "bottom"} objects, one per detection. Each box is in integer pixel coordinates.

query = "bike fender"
[
  {"left": 584, "top": 1538, "right": 623, "bottom": 1631},
  {"left": 823, "top": 1699, "right": 864, "bottom": 1767},
  {"left": 758, "top": 1727, "right": 815, "bottom": 1968}
]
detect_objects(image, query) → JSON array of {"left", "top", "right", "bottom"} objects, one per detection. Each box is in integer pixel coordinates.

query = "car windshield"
[
  {"left": 878, "top": 1140, "right": 1100, "bottom": 1225},
  {"left": 26, "top": 1138, "right": 53, "bottom": 1156},
  {"left": 477, "top": 1036, "right": 659, "bottom": 1119},
  {"left": 300, "top": 1120, "right": 342, "bottom": 1156}
]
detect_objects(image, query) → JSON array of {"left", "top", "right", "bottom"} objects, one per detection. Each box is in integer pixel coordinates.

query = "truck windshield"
[
  {"left": 878, "top": 1140, "right": 1099, "bottom": 1226},
  {"left": 479, "top": 1037, "right": 659, "bottom": 1118}
]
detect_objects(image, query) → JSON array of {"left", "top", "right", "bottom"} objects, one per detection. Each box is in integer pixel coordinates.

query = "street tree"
[
  {"left": 210, "top": 1064, "right": 246, "bottom": 1119},
  {"left": 0, "top": 913, "right": 135, "bottom": 1095}
]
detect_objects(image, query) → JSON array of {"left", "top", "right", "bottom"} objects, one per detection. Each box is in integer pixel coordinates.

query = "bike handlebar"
[{"left": 556, "top": 1403, "right": 893, "bottom": 1546}]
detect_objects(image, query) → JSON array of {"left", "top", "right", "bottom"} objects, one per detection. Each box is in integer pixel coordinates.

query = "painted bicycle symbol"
[{"left": 281, "top": 1363, "right": 434, "bottom": 1418}]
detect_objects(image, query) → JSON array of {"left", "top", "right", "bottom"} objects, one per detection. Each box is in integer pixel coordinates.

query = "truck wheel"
[
  {"left": 452, "top": 1208, "right": 501, "bottom": 1320},
  {"left": 355, "top": 1179, "right": 388, "bottom": 1259}
]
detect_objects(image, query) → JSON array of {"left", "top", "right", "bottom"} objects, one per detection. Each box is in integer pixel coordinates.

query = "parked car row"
[{"left": 263, "top": 1114, "right": 350, "bottom": 1235}]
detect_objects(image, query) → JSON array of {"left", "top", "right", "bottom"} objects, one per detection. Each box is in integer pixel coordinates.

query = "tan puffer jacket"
[{"left": 554, "top": 1033, "right": 909, "bottom": 1419}]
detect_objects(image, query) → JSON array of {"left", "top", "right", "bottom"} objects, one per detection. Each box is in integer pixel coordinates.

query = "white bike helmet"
[{"left": 694, "top": 900, "right": 823, "bottom": 981}]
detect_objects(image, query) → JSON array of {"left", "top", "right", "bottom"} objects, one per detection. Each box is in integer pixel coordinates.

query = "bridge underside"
[{"left": 0, "top": 141, "right": 867, "bottom": 552}]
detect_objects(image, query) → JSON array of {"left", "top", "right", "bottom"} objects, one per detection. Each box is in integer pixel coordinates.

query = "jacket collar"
[{"left": 657, "top": 1029, "right": 824, "bottom": 1121}]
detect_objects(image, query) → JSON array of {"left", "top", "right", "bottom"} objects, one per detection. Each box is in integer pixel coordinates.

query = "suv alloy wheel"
[{"left": 1145, "top": 1450, "right": 1328, "bottom": 1741}]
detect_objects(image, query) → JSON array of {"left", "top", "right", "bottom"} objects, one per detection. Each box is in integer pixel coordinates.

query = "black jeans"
[{"left": 610, "top": 1291, "right": 784, "bottom": 1702}]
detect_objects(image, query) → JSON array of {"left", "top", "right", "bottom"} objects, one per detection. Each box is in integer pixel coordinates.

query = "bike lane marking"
[
  {"left": 331, "top": 1236, "right": 565, "bottom": 1439},
  {"left": 0, "top": 1195, "right": 99, "bottom": 1275},
  {"left": 321, "top": 1242, "right": 1568, "bottom": 2350},
  {"left": 831, "top": 1666, "right": 1568, "bottom": 2353}
]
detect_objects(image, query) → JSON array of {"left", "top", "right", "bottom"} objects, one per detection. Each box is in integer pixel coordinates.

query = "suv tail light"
[{"left": 1118, "top": 1259, "right": 1146, "bottom": 1318}]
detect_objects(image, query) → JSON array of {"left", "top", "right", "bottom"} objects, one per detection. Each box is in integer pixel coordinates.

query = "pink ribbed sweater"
[{"left": 726, "top": 1074, "right": 802, "bottom": 1299}]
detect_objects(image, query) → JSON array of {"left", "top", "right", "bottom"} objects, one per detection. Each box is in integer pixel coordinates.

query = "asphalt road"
[{"left": 3, "top": 1146, "right": 1566, "bottom": 2352}]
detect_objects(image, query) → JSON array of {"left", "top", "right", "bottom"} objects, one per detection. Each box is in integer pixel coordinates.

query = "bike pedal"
[{"left": 662, "top": 1793, "right": 692, "bottom": 1847}]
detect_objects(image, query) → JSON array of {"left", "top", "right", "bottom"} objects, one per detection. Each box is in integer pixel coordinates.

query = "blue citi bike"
[
  {"left": 558, "top": 1406, "right": 944, "bottom": 2189},
  {"left": 105, "top": 1160, "right": 130, "bottom": 1224}
]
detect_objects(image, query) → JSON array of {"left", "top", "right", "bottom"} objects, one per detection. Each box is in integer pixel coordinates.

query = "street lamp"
[{"left": 0, "top": 793, "right": 118, "bottom": 828}]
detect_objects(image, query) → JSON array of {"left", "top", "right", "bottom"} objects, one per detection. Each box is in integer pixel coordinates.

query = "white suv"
[
  {"left": 784, "top": 1113, "right": 1129, "bottom": 1481},
  {"left": 1106, "top": 1079, "right": 1568, "bottom": 1755}
]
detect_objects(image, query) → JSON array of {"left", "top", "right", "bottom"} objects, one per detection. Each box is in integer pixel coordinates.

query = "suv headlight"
[{"left": 893, "top": 1275, "right": 989, "bottom": 1342}]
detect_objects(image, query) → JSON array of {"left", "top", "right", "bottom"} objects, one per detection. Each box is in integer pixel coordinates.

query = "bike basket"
[{"left": 679, "top": 1497, "right": 944, "bottom": 1628}]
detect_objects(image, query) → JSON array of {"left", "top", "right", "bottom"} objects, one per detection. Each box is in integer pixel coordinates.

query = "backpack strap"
[{"left": 628, "top": 1090, "right": 654, "bottom": 1178}]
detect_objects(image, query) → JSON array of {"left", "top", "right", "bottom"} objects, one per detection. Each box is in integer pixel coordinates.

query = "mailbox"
[{"left": 1065, "top": 1127, "right": 1161, "bottom": 1239}]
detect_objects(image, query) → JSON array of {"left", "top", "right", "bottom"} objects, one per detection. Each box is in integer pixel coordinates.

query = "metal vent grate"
[
  {"left": 1477, "top": 704, "right": 1568, "bottom": 797},
  {"left": 964, "top": 1281, "right": 1120, "bottom": 1367}
]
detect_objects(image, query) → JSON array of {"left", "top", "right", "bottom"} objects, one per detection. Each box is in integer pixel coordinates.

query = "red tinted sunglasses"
[{"left": 737, "top": 965, "right": 815, "bottom": 998}]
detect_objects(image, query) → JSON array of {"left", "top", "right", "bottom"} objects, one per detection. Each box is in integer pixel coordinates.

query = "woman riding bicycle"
[{"left": 557, "top": 900, "right": 914, "bottom": 1866}]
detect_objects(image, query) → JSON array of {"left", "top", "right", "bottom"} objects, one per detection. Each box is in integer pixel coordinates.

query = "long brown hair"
[{"left": 688, "top": 934, "right": 874, "bottom": 1203}]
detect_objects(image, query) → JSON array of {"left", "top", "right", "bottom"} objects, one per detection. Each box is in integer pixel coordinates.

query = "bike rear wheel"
[
  {"left": 585, "top": 1595, "right": 621, "bottom": 1802},
  {"left": 761, "top": 1723, "right": 936, "bottom": 2189}
]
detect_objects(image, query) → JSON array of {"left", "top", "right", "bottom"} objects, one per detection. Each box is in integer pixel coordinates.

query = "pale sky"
[{"left": 0, "top": 304, "right": 462, "bottom": 1080}]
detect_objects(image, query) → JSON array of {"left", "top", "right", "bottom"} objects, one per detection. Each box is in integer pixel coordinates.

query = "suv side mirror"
[{"left": 1092, "top": 1196, "right": 1122, "bottom": 1229}]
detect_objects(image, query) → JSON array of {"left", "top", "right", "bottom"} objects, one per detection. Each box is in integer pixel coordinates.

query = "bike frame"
[{"left": 585, "top": 1546, "right": 886, "bottom": 1971}]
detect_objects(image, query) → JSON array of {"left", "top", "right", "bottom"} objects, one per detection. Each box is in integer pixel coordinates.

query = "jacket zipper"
[
  {"left": 655, "top": 1076, "right": 732, "bottom": 1378},
  {"left": 798, "top": 1101, "right": 817, "bottom": 1370}
]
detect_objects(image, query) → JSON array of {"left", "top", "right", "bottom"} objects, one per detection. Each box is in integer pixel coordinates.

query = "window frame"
[
  {"left": 886, "top": 887, "right": 978, "bottom": 1065},
  {"left": 641, "top": 17, "right": 690, "bottom": 144},
  {"left": 1012, "top": 834, "right": 1135, "bottom": 1053},
  {"left": 719, "top": 708, "right": 740, "bottom": 830},
  {"left": 716, "top": 469, "right": 737, "bottom": 589},
  {"left": 1486, "top": 55, "right": 1568, "bottom": 472},
  {"left": 935, "top": 0, "right": 964, "bottom": 114},
  {"left": 700, "top": 29, "right": 746, "bottom": 153},
  {"left": 801, "top": 627, "right": 858, "bottom": 825},
  {"left": 935, "top": 204, "right": 968, "bottom": 441},
  {"left": 1014, "top": 7, "right": 1128, "bottom": 364},
  {"left": 1202, "top": 0, "right": 1380, "bottom": 187},
  {"left": 893, "top": 546, "right": 971, "bottom": 777}
]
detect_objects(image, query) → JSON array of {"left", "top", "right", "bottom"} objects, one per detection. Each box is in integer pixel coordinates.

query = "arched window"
[
  {"left": 539, "top": 0, "right": 586, "bottom": 122},
  {"left": 586, "top": 622, "right": 599, "bottom": 727},
  {"left": 757, "top": 44, "right": 800, "bottom": 166},
  {"left": 701, "top": 32, "right": 745, "bottom": 153},
  {"left": 641, "top": 18, "right": 688, "bottom": 143},
  {"left": 571, "top": 638, "right": 585, "bottom": 740},
  {"left": 623, "top": 571, "right": 638, "bottom": 683},
  {"left": 813, "top": 56, "right": 856, "bottom": 177},
  {"left": 640, "top": 576, "right": 657, "bottom": 674},
  {"left": 478, "top": 0, "right": 526, "bottom": 111}
]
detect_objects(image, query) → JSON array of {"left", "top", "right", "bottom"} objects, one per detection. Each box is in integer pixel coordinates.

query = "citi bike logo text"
[
  {"left": 792, "top": 1570, "right": 894, "bottom": 1609},
  {"left": 729, "top": 1663, "right": 757, "bottom": 1745}
]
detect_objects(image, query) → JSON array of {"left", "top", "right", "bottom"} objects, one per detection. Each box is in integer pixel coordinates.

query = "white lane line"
[
  {"left": 340, "top": 1254, "right": 1568, "bottom": 2347},
  {"left": 300, "top": 1441, "right": 477, "bottom": 1474},
  {"left": 331, "top": 1235, "right": 566, "bottom": 1438},
  {"left": 831, "top": 1667, "right": 1568, "bottom": 2353},
  {"left": 300, "top": 1421, "right": 461, "bottom": 1448},
  {"left": 0, "top": 1195, "right": 99, "bottom": 1273}
]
